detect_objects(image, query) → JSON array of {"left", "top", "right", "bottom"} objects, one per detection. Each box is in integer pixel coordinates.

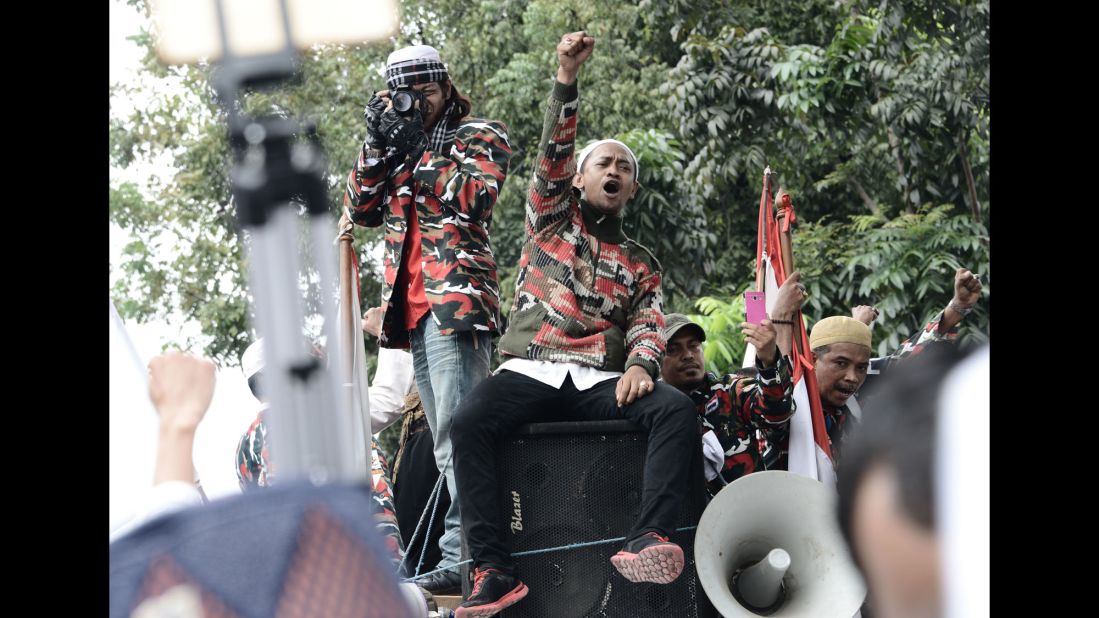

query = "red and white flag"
[{"left": 743, "top": 170, "right": 835, "bottom": 487}]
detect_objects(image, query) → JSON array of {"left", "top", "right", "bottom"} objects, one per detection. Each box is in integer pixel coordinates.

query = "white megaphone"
[{"left": 695, "top": 471, "right": 865, "bottom": 617}]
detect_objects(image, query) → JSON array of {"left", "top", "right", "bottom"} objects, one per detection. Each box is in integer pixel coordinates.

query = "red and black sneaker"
[
  {"left": 454, "top": 567, "right": 529, "bottom": 618},
  {"left": 610, "top": 532, "right": 685, "bottom": 584}
]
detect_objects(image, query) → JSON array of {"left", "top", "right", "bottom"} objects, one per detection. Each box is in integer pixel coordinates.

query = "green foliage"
[
  {"left": 110, "top": 7, "right": 391, "bottom": 363},
  {"left": 794, "top": 204, "right": 990, "bottom": 356},
  {"left": 615, "top": 128, "right": 717, "bottom": 309},
  {"left": 109, "top": 0, "right": 989, "bottom": 365},
  {"left": 688, "top": 293, "right": 749, "bottom": 376},
  {"left": 374, "top": 421, "right": 402, "bottom": 466},
  {"left": 663, "top": 0, "right": 990, "bottom": 297},
  {"left": 692, "top": 204, "right": 989, "bottom": 373}
]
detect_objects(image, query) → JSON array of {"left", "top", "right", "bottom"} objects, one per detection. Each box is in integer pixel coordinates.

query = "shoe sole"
[
  {"left": 454, "top": 582, "right": 529, "bottom": 618},
  {"left": 610, "top": 544, "right": 685, "bottom": 584}
]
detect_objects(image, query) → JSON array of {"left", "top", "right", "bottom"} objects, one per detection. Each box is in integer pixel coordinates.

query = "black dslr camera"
[{"left": 390, "top": 85, "right": 424, "bottom": 119}]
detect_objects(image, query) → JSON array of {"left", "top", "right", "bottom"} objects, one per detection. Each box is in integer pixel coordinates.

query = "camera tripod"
[{"left": 212, "top": 29, "right": 369, "bottom": 486}]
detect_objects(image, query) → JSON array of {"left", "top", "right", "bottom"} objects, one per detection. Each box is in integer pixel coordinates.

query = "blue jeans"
[{"left": 409, "top": 314, "right": 492, "bottom": 567}]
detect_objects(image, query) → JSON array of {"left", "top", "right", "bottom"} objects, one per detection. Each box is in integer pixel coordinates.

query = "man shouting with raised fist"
[{"left": 449, "top": 32, "right": 698, "bottom": 617}]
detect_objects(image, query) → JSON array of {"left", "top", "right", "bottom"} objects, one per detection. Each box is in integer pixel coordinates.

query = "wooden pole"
[
  {"left": 757, "top": 169, "right": 772, "bottom": 292},
  {"left": 775, "top": 190, "right": 796, "bottom": 276},
  {"left": 337, "top": 215, "right": 357, "bottom": 413},
  {"left": 774, "top": 189, "right": 803, "bottom": 357}
]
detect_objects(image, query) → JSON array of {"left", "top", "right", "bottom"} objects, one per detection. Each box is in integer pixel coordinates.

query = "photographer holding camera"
[{"left": 342, "top": 44, "right": 512, "bottom": 594}]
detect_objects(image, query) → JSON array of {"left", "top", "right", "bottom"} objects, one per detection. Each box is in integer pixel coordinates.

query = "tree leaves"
[
  {"left": 794, "top": 204, "right": 989, "bottom": 356},
  {"left": 109, "top": 0, "right": 989, "bottom": 364}
]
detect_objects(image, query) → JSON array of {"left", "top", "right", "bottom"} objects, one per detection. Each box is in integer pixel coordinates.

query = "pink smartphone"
[{"left": 744, "top": 291, "right": 767, "bottom": 325}]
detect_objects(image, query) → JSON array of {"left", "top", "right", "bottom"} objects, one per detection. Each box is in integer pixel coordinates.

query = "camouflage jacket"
[
  {"left": 863, "top": 310, "right": 961, "bottom": 391},
  {"left": 686, "top": 356, "right": 794, "bottom": 490},
  {"left": 344, "top": 117, "right": 512, "bottom": 348},
  {"left": 236, "top": 406, "right": 270, "bottom": 491},
  {"left": 498, "top": 80, "right": 665, "bottom": 379}
]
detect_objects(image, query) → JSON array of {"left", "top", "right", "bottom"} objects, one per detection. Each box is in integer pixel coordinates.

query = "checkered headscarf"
[
  {"left": 385, "top": 45, "right": 458, "bottom": 154},
  {"left": 385, "top": 45, "right": 449, "bottom": 90}
]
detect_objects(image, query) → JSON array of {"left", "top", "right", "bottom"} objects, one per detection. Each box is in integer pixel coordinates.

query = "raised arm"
[{"left": 528, "top": 32, "right": 595, "bottom": 235}]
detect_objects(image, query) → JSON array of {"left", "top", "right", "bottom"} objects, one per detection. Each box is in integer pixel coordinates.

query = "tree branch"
[
  {"left": 848, "top": 177, "right": 881, "bottom": 215},
  {"left": 886, "top": 125, "right": 913, "bottom": 214},
  {"left": 958, "top": 134, "right": 981, "bottom": 224}
]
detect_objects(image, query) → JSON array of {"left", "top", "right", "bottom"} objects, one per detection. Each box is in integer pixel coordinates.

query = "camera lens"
[{"left": 393, "top": 91, "right": 413, "bottom": 113}]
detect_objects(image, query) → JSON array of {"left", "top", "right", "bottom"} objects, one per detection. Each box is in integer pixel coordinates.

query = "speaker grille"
[{"left": 487, "top": 420, "right": 714, "bottom": 618}]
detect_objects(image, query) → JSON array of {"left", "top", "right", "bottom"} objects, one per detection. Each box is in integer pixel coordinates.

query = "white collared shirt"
[
  {"left": 497, "top": 357, "right": 621, "bottom": 391},
  {"left": 368, "top": 347, "right": 416, "bottom": 433}
]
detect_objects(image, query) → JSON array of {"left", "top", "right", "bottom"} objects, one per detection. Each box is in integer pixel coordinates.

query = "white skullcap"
[
  {"left": 241, "top": 339, "right": 265, "bottom": 380},
  {"left": 577, "top": 139, "right": 639, "bottom": 181},
  {"left": 386, "top": 44, "right": 443, "bottom": 67}
]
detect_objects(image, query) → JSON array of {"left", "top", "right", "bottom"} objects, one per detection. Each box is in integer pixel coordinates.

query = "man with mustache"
[
  {"left": 659, "top": 274, "right": 805, "bottom": 492},
  {"left": 448, "top": 31, "right": 698, "bottom": 617}
]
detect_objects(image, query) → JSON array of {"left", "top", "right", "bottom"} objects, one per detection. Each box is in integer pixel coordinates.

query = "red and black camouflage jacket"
[
  {"left": 685, "top": 356, "right": 794, "bottom": 492},
  {"left": 344, "top": 117, "right": 512, "bottom": 348},
  {"left": 498, "top": 80, "right": 665, "bottom": 379}
]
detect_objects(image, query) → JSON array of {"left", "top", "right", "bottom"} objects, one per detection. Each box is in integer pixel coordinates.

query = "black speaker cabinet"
[{"left": 463, "top": 420, "right": 715, "bottom": 618}]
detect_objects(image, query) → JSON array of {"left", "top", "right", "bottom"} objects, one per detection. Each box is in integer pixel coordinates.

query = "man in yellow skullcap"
[
  {"left": 801, "top": 267, "right": 984, "bottom": 461},
  {"left": 810, "top": 315, "right": 874, "bottom": 408}
]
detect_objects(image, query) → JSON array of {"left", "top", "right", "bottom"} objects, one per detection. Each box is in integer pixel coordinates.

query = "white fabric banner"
[{"left": 338, "top": 259, "right": 374, "bottom": 483}]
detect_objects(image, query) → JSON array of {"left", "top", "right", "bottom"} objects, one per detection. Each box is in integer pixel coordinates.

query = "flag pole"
[
  {"left": 757, "top": 167, "right": 772, "bottom": 292},
  {"left": 336, "top": 214, "right": 378, "bottom": 484},
  {"left": 774, "top": 189, "right": 799, "bottom": 357},
  {"left": 775, "top": 190, "right": 796, "bottom": 284},
  {"left": 767, "top": 186, "right": 833, "bottom": 463},
  {"left": 337, "top": 215, "right": 357, "bottom": 417}
]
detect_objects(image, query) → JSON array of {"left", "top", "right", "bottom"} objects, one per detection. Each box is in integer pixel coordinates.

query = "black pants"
[
  {"left": 451, "top": 370, "right": 698, "bottom": 574},
  {"left": 393, "top": 427, "right": 450, "bottom": 574}
]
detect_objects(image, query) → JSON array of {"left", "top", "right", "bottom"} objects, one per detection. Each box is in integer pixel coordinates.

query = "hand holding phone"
[{"left": 744, "top": 291, "right": 767, "bottom": 325}]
